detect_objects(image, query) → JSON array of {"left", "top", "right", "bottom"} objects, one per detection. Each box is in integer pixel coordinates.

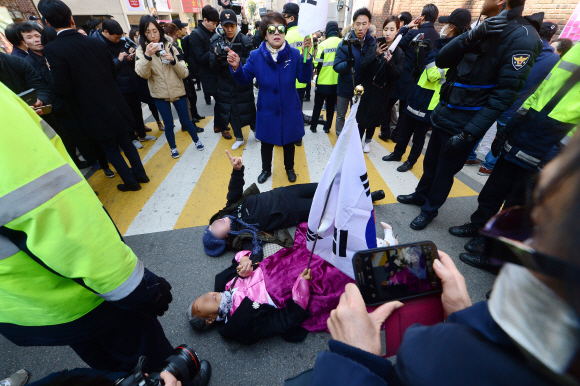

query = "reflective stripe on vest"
[
  {"left": 97, "top": 260, "right": 145, "bottom": 301},
  {"left": 407, "top": 105, "right": 426, "bottom": 118},
  {"left": 558, "top": 60, "right": 580, "bottom": 73},
  {"left": 289, "top": 40, "right": 303, "bottom": 49},
  {"left": 40, "top": 120, "right": 56, "bottom": 140},
  {"left": 504, "top": 141, "right": 542, "bottom": 166},
  {"left": 0, "top": 163, "right": 83, "bottom": 227},
  {"left": 0, "top": 234, "right": 20, "bottom": 261},
  {"left": 439, "top": 69, "right": 446, "bottom": 85}
]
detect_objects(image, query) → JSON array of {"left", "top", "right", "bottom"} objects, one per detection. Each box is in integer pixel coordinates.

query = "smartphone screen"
[
  {"left": 353, "top": 242, "right": 442, "bottom": 306},
  {"left": 376, "top": 37, "right": 387, "bottom": 46},
  {"left": 232, "top": 4, "right": 241, "bottom": 14}
]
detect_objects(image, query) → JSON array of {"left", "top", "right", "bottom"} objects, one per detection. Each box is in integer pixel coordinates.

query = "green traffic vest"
[
  {"left": 315, "top": 36, "right": 340, "bottom": 86},
  {"left": 286, "top": 25, "right": 306, "bottom": 89},
  {"left": 0, "top": 82, "right": 142, "bottom": 327}
]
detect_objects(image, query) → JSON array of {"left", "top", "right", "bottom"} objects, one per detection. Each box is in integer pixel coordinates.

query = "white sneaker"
[
  {"left": 363, "top": 142, "right": 370, "bottom": 153},
  {"left": 171, "top": 148, "right": 180, "bottom": 158},
  {"left": 132, "top": 140, "right": 144, "bottom": 149},
  {"left": 139, "top": 134, "right": 157, "bottom": 142},
  {"left": 1, "top": 370, "right": 29, "bottom": 386},
  {"left": 232, "top": 139, "right": 245, "bottom": 150}
]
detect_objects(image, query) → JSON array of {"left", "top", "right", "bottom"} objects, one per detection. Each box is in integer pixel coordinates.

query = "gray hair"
[{"left": 186, "top": 299, "right": 213, "bottom": 331}]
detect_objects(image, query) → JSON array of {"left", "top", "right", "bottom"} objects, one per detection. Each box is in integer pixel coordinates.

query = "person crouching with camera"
[
  {"left": 210, "top": 10, "right": 256, "bottom": 151},
  {"left": 135, "top": 16, "right": 204, "bottom": 159}
]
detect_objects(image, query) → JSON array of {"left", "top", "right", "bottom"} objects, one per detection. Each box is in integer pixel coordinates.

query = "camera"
[
  {"left": 344, "top": 36, "right": 361, "bottom": 46},
  {"left": 115, "top": 345, "right": 201, "bottom": 386},
  {"left": 231, "top": 1, "right": 241, "bottom": 15},
  {"left": 214, "top": 27, "right": 229, "bottom": 59},
  {"left": 123, "top": 37, "right": 138, "bottom": 51},
  {"left": 409, "top": 33, "right": 431, "bottom": 49}
]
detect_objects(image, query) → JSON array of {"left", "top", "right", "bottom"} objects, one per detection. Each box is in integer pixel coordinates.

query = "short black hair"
[
  {"left": 507, "top": 0, "right": 526, "bottom": 9},
  {"left": 138, "top": 15, "right": 166, "bottom": 51},
  {"left": 37, "top": 0, "right": 73, "bottom": 29},
  {"left": 260, "top": 12, "right": 286, "bottom": 38},
  {"left": 129, "top": 26, "right": 139, "bottom": 42},
  {"left": 20, "top": 21, "right": 42, "bottom": 36},
  {"left": 421, "top": 4, "right": 439, "bottom": 23},
  {"left": 255, "top": 20, "right": 260, "bottom": 28},
  {"left": 87, "top": 18, "right": 103, "bottom": 31},
  {"left": 553, "top": 38, "right": 573, "bottom": 58},
  {"left": 5, "top": 24, "right": 23, "bottom": 46},
  {"left": 399, "top": 11, "right": 413, "bottom": 26},
  {"left": 41, "top": 25, "right": 57, "bottom": 46},
  {"left": 202, "top": 5, "right": 220, "bottom": 23},
  {"left": 353, "top": 7, "right": 372, "bottom": 23},
  {"left": 102, "top": 18, "right": 123, "bottom": 36}
]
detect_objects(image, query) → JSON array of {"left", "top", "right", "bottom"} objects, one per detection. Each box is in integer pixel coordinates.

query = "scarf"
[
  {"left": 216, "top": 290, "right": 233, "bottom": 322},
  {"left": 224, "top": 215, "right": 263, "bottom": 256},
  {"left": 266, "top": 41, "right": 286, "bottom": 62}
]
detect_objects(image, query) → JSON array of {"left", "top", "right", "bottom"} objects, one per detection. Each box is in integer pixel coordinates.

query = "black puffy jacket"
[
  {"left": 0, "top": 52, "right": 52, "bottom": 104},
  {"left": 93, "top": 31, "right": 140, "bottom": 94},
  {"left": 209, "top": 32, "right": 256, "bottom": 129},
  {"left": 431, "top": 6, "right": 543, "bottom": 138}
]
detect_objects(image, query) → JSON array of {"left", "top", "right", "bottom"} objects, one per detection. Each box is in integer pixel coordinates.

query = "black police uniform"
[{"left": 409, "top": 6, "right": 543, "bottom": 221}]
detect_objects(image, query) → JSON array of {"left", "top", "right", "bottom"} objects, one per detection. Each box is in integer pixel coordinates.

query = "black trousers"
[
  {"left": 310, "top": 91, "right": 336, "bottom": 132},
  {"left": 261, "top": 142, "right": 295, "bottom": 172},
  {"left": 297, "top": 87, "right": 306, "bottom": 109},
  {"left": 184, "top": 78, "right": 200, "bottom": 118},
  {"left": 305, "top": 80, "right": 312, "bottom": 99},
  {"left": 70, "top": 312, "right": 173, "bottom": 373},
  {"left": 359, "top": 126, "right": 376, "bottom": 142},
  {"left": 44, "top": 114, "right": 81, "bottom": 165},
  {"left": 470, "top": 156, "right": 535, "bottom": 228},
  {"left": 96, "top": 132, "right": 146, "bottom": 185},
  {"left": 413, "top": 128, "right": 474, "bottom": 219},
  {"left": 284, "top": 183, "right": 318, "bottom": 221},
  {"left": 380, "top": 97, "right": 399, "bottom": 135},
  {"left": 122, "top": 91, "right": 146, "bottom": 140},
  {"left": 390, "top": 99, "right": 407, "bottom": 141},
  {"left": 393, "top": 113, "right": 430, "bottom": 164}
]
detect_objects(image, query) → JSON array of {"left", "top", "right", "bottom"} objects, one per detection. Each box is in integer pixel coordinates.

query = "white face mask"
[{"left": 440, "top": 24, "right": 450, "bottom": 38}]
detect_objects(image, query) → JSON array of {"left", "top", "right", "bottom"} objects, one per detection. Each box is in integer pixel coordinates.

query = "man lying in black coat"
[{"left": 202, "top": 150, "right": 386, "bottom": 258}]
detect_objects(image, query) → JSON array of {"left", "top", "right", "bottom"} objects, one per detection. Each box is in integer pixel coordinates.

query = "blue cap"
[{"left": 202, "top": 226, "right": 227, "bottom": 256}]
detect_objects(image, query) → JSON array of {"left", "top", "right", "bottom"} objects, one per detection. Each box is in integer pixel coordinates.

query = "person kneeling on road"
[{"left": 202, "top": 150, "right": 386, "bottom": 258}]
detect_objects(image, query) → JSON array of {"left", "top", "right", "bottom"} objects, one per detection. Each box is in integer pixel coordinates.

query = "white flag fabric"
[
  {"left": 306, "top": 100, "right": 377, "bottom": 279},
  {"left": 297, "top": 0, "right": 329, "bottom": 37}
]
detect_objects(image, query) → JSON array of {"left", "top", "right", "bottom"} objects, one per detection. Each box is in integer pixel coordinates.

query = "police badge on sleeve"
[{"left": 512, "top": 54, "right": 531, "bottom": 71}]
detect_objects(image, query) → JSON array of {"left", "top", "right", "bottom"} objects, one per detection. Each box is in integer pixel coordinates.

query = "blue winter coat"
[
  {"left": 333, "top": 30, "right": 376, "bottom": 98},
  {"left": 231, "top": 42, "right": 313, "bottom": 146}
]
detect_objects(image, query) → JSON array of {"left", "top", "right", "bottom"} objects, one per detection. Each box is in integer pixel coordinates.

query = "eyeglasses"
[
  {"left": 145, "top": 29, "right": 159, "bottom": 37},
  {"left": 480, "top": 206, "right": 580, "bottom": 282},
  {"left": 267, "top": 25, "right": 286, "bottom": 35}
]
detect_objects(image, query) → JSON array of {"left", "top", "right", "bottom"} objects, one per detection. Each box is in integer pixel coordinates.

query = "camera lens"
[{"left": 159, "top": 344, "right": 201, "bottom": 384}]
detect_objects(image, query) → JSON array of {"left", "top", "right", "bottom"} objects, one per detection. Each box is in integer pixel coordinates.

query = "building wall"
[
  {"left": 0, "top": 0, "right": 39, "bottom": 21},
  {"left": 370, "top": 0, "right": 579, "bottom": 37}
]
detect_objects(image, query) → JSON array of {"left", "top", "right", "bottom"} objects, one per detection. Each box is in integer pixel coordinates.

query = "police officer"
[
  {"left": 283, "top": 2, "right": 311, "bottom": 144},
  {"left": 0, "top": 81, "right": 212, "bottom": 381},
  {"left": 397, "top": 0, "right": 543, "bottom": 230},
  {"left": 450, "top": 42, "right": 580, "bottom": 272},
  {"left": 310, "top": 21, "right": 341, "bottom": 134}
]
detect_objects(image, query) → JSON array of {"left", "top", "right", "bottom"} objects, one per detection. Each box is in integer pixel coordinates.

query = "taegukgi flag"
[
  {"left": 306, "top": 100, "right": 377, "bottom": 279},
  {"left": 297, "top": 0, "right": 329, "bottom": 37}
]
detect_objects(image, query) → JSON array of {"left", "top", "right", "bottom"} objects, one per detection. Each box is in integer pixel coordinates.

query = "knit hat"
[{"left": 203, "top": 226, "right": 227, "bottom": 256}]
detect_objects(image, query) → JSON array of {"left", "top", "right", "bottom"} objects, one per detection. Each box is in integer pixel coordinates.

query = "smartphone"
[
  {"left": 376, "top": 37, "right": 387, "bottom": 47},
  {"left": 18, "top": 88, "right": 37, "bottom": 106},
  {"left": 40, "top": 104, "right": 52, "bottom": 115},
  {"left": 352, "top": 242, "right": 442, "bottom": 306},
  {"left": 232, "top": 4, "right": 241, "bottom": 14}
]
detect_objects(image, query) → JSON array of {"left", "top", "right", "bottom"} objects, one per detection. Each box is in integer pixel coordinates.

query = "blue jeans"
[
  {"left": 468, "top": 139, "right": 482, "bottom": 161},
  {"left": 154, "top": 97, "right": 199, "bottom": 149},
  {"left": 483, "top": 150, "right": 498, "bottom": 170}
]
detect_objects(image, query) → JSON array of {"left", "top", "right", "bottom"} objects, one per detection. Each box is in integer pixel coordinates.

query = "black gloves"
[
  {"left": 346, "top": 55, "right": 355, "bottom": 68},
  {"left": 467, "top": 11, "right": 508, "bottom": 44},
  {"left": 491, "top": 127, "right": 509, "bottom": 157},
  {"left": 443, "top": 132, "right": 477, "bottom": 157},
  {"left": 151, "top": 276, "right": 173, "bottom": 317}
]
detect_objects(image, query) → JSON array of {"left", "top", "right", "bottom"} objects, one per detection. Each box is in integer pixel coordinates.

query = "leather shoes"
[
  {"left": 459, "top": 253, "right": 500, "bottom": 275},
  {"left": 193, "top": 117, "right": 200, "bottom": 123},
  {"left": 221, "top": 131, "right": 232, "bottom": 140},
  {"left": 397, "top": 161, "right": 414, "bottom": 172},
  {"left": 257, "top": 170, "right": 271, "bottom": 184},
  {"left": 449, "top": 223, "right": 478, "bottom": 238},
  {"left": 378, "top": 133, "right": 391, "bottom": 142},
  {"left": 295, "top": 139, "right": 302, "bottom": 146},
  {"left": 410, "top": 214, "right": 432, "bottom": 230},
  {"left": 382, "top": 153, "right": 402, "bottom": 162},
  {"left": 371, "top": 190, "right": 385, "bottom": 202},
  {"left": 310, "top": 127, "right": 317, "bottom": 133},
  {"left": 396, "top": 194, "right": 425, "bottom": 206},
  {"left": 193, "top": 360, "right": 212, "bottom": 386},
  {"left": 136, "top": 176, "right": 150, "bottom": 183},
  {"left": 318, "top": 118, "right": 327, "bottom": 125},
  {"left": 214, "top": 127, "right": 222, "bottom": 133},
  {"left": 117, "top": 182, "right": 141, "bottom": 192},
  {"left": 196, "top": 126, "right": 204, "bottom": 133},
  {"left": 323, "top": 127, "right": 330, "bottom": 133},
  {"left": 464, "top": 235, "right": 487, "bottom": 255},
  {"left": 287, "top": 169, "right": 297, "bottom": 183},
  {"left": 194, "top": 114, "right": 206, "bottom": 120}
]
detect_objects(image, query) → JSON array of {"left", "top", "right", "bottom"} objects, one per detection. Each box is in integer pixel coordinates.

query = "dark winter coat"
[
  {"left": 93, "top": 31, "right": 140, "bottom": 94},
  {"left": 210, "top": 32, "right": 256, "bottom": 128},
  {"left": 188, "top": 23, "right": 218, "bottom": 95},
  {"left": 391, "top": 21, "right": 440, "bottom": 101},
  {"left": 356, "top": 45, "right": 404, "bottom": 128},
  {"left": 0, "top": 52, "right": 51, "bottom": 105},
  {"left": 43, "top": 29, "right": 134, "bottom": 141},
  {"left": 333, "top": 30, "right": 376, "bottom": 98},
  {"left": 431, "top": 7, "right": 543, "bottom": 139},
  {"left": 231, "top": 42, "right": 313, "bottom": 146},
  {"left": 25, "top": 50, "right": 67, "bottom": 114}
]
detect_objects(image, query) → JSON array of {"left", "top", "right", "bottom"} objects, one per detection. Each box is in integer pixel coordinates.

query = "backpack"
[{"left": 183, "top": 32, "right": 200, "bottom": 76}]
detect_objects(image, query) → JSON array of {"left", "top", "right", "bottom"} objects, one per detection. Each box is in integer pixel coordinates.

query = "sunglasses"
[
  {"left": 480, "top": 206, "right": 580, "bottom": 282},
  {"left": 267, "top": 25, "right": 286, "bottom": 35}
]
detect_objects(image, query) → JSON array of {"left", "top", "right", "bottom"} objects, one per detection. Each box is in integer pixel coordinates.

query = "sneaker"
[
  {"left": 363, "top": 142, "right": 370, "bottom": 153},
  {"left": 465, "top": 159, "right": 479, "bottom": 165},
  {"left": 478, "top": 166, "right": 492, "bottom": 176},
  {"left": 157, "top": 121, "right": 165, "bottom": 131},
  {"left": 139, "top": 134, "right": 157, "bottom": 142},
  {"left": 103, "top": 168, "right": 115, "bottom": 178},
  {"left": 171, "top": 148, "right": 180, "bottom": 158},
  {"left": 92, "top": 161, "right": 102, "bottom": 170},
  {"left": 132, "top": 140, "right": 144, "bottom": 149},
  {"left": 196, "top": 141, "right": 205, "bottom": 151},
  {"left": 232, "top": 139, "right": 245, "bottom": 150},
  {"left": 1, "top": 369, "right": 29, "bottom": 386}
]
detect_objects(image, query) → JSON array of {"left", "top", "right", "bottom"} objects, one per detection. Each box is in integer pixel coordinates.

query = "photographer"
[
  {"left": 297, "top": 130, "right": 580, "bottom": 385},
  {"left": 189, "top": 5, "right": 231, "bottom": 139},
  {"left": 333, "top": 8, "right": 375, "bottom": 137},
  {"left": 210, "top": 10, "right": 256, "bottom": 150},
  {"left": 95, "top": 18, "right": 157, "bottom": 147}
]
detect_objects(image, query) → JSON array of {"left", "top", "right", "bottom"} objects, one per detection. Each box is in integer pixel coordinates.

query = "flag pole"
[{"left": 307, "top": 176, "right": 336, "bottom": 269}]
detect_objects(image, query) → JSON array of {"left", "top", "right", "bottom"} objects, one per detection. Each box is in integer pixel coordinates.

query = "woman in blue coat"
[{"left": 227, "top": 12, "right": 313, "bottom": 184}]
